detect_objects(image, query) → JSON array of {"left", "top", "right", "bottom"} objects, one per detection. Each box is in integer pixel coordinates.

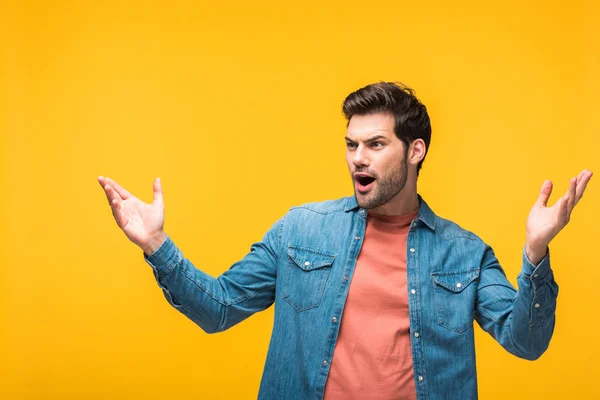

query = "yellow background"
[{"left": 2, "top": 0, "right": 599, "bottom": 398}]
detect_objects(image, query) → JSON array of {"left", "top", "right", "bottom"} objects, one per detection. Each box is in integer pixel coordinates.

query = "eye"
[
  {"left": 346, "top": 142, "right": 357, "bottom": 150},
  {"left": 370, "top": 141, "right": 384, "bottom": 148}
]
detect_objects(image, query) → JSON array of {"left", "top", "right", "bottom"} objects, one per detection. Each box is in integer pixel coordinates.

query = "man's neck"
[{"left": 370, "top": 190, "right": 420, "bottom": 216}]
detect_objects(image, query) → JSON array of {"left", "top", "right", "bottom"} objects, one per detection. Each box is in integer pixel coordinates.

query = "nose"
[{"left": 352, "top": 145, "right": 369, "bottom": 168}]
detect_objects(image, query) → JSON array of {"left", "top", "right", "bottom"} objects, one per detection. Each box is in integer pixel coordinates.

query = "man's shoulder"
[
  {"left": 435, "top": 216, "right": 481, "bottom": 241},
  {"left": 418, "top": 196, "right": 483, "bottom": 243},
  {"left": 287, "top": 196, "right": 355, "bottom": 216},
  {"left": 273, "top": 197, "right": 354, "bottom": 242}
]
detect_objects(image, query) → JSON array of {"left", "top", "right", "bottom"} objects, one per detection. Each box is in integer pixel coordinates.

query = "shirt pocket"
[
  {"left": 430, "top": 268, "right": 480, "bottom": 333},
  {"left": 282, "top": 245, "right": 336, "bottom": 312}
]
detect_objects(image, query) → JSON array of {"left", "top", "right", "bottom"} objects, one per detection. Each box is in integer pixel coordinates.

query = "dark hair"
[{"left": 342, "top": 81, "right": 431, "bottom": 174}]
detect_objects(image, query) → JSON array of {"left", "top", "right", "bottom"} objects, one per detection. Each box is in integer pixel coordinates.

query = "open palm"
[
  {"left": 98, "top": 176, "right": 166, "bottom": 253},
  {"left": 526, "top": 169, "right": 593, "bottom": 256}
]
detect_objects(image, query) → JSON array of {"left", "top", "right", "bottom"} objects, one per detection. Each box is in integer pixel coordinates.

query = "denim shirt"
[{"left": 144, "top": 195, "right": 558, "bottom": 400}]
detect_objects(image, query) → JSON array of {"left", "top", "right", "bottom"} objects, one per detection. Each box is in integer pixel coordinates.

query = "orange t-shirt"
[{"left": 324, "top": 209, "right": 419, "bottom": 400}]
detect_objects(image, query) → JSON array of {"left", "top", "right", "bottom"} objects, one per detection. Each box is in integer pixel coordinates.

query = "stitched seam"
[
  {"left": 216, "top": 301, "right": 228, "bottom": 332},
  {"left": 476, "top": 306, "right": 507, "bottom": 325},
  {"left": 153, "top": 251, "right": 182, "bottom": 278},
  {"left": 288, "top": 245, "right": 337, "bottom": 258},
  {"left": 289, "top": 205, "right": 346, "bottom": 216},
  {"left": 477, "top": 282, "right": 515, "bottom": 291},
  {"left": 431, "top": 268, "right": 479, "bottom": 276},
  {"left": 283, "top": 295, "right": 320, "bottom": 312},
  {"left": 439, "top": 233, "right": 478, "bottom": 241},
  {"left": 225, "top": 283, "right": 277, "bottom": 306},
  {"left": 277, "top": 213, "right": 286, "bottom": 253},
  {"left": 178, "top": 267, "right": 227, "bottom": 305},
  {"left": 180, "top": 265, "right": 277, "bottom": 306}
]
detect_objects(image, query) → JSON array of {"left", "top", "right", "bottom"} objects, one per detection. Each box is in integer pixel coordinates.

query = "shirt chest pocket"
[
  {"left": 430, "top": 268, "right": 480, "bottom": 333},
  {"left": 282, "top": 245, "right": 336, "bottom": 312}
]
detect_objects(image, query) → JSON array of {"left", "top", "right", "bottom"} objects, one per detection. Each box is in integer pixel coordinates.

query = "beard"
[{"left": 353, "top": 154, "right": 408, "bottom": 210}]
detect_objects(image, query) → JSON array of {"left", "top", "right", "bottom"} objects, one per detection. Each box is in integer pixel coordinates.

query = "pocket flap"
[
  {"left": 430, "top": 268, "right": 479, "bottom": 293},
  {"left": 288, "top": 246, "right": 336, "bottom": 271}
]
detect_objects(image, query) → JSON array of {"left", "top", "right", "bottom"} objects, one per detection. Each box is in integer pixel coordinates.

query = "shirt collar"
[{"left": 344, "top": 194, "right": 437, "bottom": 231}]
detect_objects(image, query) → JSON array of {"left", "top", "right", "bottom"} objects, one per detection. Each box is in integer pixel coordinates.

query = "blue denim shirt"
[{"left": 144, "top": 196, "right": 558, "bottom": 400}]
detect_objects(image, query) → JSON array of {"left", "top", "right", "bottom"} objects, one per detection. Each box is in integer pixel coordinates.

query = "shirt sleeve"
[
  {"left": 474, "top": 245, "right": 559, "bottom": 360},
  {"left": 144, "top": 216, "right": 283, "bottom": 333}
]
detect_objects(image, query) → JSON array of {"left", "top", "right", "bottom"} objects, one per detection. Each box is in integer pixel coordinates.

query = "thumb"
[
  {"left": 152, "top": 177, "right": 164, "bottom": 206},
  {"left": 537, "top": 180, "right": 553, "bottom": 207}
]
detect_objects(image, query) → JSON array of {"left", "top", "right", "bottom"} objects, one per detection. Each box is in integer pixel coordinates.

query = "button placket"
[{"left": 407, "top": 233, "right": 425, "bottom": 391}]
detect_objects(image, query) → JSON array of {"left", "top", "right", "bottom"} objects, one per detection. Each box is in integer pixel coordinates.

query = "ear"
[{"left": 408, "top": 139, "right": 427, "bottom": 167}]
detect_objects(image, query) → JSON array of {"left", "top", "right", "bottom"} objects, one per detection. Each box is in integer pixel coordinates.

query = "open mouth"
[{"left": 355, "top": 174, "right": 376, "bottom": 192}]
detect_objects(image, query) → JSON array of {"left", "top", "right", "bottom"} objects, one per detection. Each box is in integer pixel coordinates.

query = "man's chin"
[{"left": 354, "top": 192, "right": 376, "bottom": 209}]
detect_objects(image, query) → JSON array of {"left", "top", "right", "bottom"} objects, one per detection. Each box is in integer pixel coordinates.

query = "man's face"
[{"left": 345, "top": 112, "right": 408, "bottom": 210}]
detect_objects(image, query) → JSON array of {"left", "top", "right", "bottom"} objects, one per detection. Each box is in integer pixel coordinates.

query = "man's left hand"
[{"left": 525, "top": 169, "right": 593, "bottom": 265}]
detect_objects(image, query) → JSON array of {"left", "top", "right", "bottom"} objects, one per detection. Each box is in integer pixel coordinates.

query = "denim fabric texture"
[{"left": 144, "top": 196, "right": 558, "bottom": 400}]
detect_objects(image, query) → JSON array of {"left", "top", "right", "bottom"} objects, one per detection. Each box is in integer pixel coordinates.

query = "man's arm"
[
  {"left": 98, "top": 175, "right": 281, "bottom": 334},
  {"left": 475, "top": 169, "right": 592, "bottom": 359},
  {"left": 143, "top": 220, "right": 282, "bottom": 333},
  {"left": 475, "top": 247, "right": 557, "bottom": 360}
]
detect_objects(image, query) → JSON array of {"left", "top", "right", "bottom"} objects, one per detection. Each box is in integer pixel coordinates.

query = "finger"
[
  {"left": 566, "top": 177, "right": 577, "bottom": 217},
  {"left": 572, "top": 169, "right": 593, "bottom": 206},
  {"left": 152, "top": 177, "right": 164, "bottom": 206},
  {"left": 537, "top": 180, "right": 553, "bottom": 207},
  {"left": 98, "top": 176, "right": 122, "bottom": 205},
  {"left": 98, "top": 176, "right": 113, "bottom": 195},
  {"left": 111, "top": 198, "right": 129, "bottom": 229},
  {"left": 104, "top": 184, "right": 123, "bottom": 206},
  {"left": 104, "top": 177, "right": 132, "bottom": 200},
  {"left": 557, "top": 195, "right": 569, "bottom": 225}
]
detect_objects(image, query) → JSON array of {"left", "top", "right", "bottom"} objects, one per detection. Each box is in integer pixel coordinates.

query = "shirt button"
[
  {"left": 413, "top": 332, "right": 420, "bottom": 338},
  {"left": 332, "top": 316, "right": 337, "bottom": 323},
  {"left": 534, "top": 303, "right": 540, "bottom": 308},
  {"left": 410, "top": 289, "right": 416, "bottom": 295},
  {"left": 322, "top": 360, "right": 328, "bottom": 366},
  {"left": 343, "top": 275, "right": 349, "bottom": 281},
  {"left": 409, "top": 248, "right": 415, "bottom": 253},
  {"left": 534, "top": 274, "right": 539, "bottom": 278},
  {"left": 456, "top": 283, "right": 462, "bottom": 288},
  {"left": 304, "top": 261, "right": 311, "bottom": 267},
  {"left": 418, "top": 376, "right": 424, "bottom": 382},
  {"left": 359, "top": 209, "right": 365, "bottom": 214}
]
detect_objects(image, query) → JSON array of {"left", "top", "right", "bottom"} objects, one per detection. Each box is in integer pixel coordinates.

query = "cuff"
[
  {"left": 520, "top": 245, "right": 552, "bottom": 285},
  {"left": 143, "top": 235, "right": 182, "bottom": 277}
]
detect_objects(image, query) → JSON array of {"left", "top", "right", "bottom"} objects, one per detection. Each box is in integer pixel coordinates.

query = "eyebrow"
[{"left": 345, "top": 135, "right": 388, "bottom": 144}]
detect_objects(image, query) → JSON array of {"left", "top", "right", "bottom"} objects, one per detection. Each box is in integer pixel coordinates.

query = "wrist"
[
  {"left": 525, "top": 242, "right": 548, "bottom": 266},
  {"left": 142, "top": 231, "right": 167, "bottom": 256}
]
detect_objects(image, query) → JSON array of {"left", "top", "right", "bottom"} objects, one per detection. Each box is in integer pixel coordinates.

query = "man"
[{"left": 98, "top": 82, "right": 592, "bottom": 400}]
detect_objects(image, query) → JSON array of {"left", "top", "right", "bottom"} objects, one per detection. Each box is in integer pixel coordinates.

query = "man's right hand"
[{"left": 98, "top": 176, "right": 167, "bottom": 256}]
